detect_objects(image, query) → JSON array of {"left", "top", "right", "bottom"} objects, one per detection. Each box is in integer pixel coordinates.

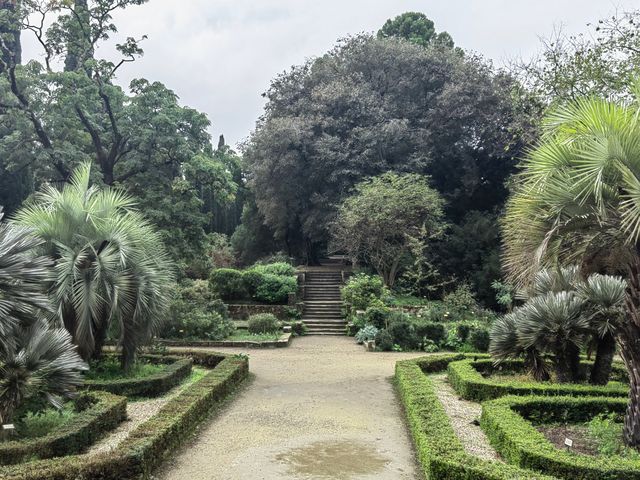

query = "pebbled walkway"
[
  {"left": 430, "top": 374, "right": 500, "bottom": 461},
  {"left": 156, "top": 336, "right": 424, "bottom": 480}
]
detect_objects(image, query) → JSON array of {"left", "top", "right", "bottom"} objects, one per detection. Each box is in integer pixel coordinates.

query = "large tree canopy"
[
  {"left": 0, "top": 0, "right": 239, "bottom": 274},
  {"left": 243, "top": 33, "right": 537, "bottom": 281}
]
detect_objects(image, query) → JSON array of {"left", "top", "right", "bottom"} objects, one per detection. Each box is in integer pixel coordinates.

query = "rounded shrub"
[
  {"left": 388, "top": 320, "right": 419, "bottom": 350},
  {"left": 255, "top": 274, "right": 297, "bottom": 304},
  {"left": 209, "top": 268, "right": 246, "bottom": 300},
  {"left": 415, "top": 321, "right": 446, "bottom": 346},
  {"left": 375, "top": 329, "right": 394, "bottom": 351},
  {"left": 469, "top": 327, "right": 490, "bottom": 352},
  {"left": 364, "top": 304, "right": 391, "bottom": 329},
  {"left": 183, "top": 312, "right": 235, "bottom": 340},
  {"left": 242, "top": 270, "right": 264, "bottom": 297},
  {"left": 251, "top": 262, "right": 296, "bottom": 277},
  {"left": 247, "top": 313, "right": 281, "bottom": 334}
]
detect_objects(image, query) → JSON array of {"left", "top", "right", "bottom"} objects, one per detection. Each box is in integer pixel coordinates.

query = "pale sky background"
[{"left": 21, "top": 0, "right": 640, "bottom": 147}]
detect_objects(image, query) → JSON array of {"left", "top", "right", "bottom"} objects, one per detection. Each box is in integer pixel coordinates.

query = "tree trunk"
[
  {"left": 554, "top": 343, "right": 580, "bottom": 383},
  {"left": 590, "top": 333, "right": 616, "bottom": 385},
  {"left": 525, "top": 349, "right": 550, "bottom": 381},
  {"left": 621, "top": 255, "right": 640, "bottom": 447}
]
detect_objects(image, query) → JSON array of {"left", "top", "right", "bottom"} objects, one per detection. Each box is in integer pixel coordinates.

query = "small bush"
[
  {"left": 255, "top": 274, "right": 297, "bottom": 304},
  {"left": 355, "top": 325, "right": 379, "bottom": 344},
  {"left": 364, "top": 304, "right": 391, "bottom": 329},
  {"left": 251, "top": 262, "right": 296, "bottom": 277},
  {"left": 209, "top": 268, "right": 246, "bottom": 300},
  {"left": 242, "top": 270, "right": 264, "bottom": 297},
  {"left": 388, "top": 320, "right": 419, "bottom": 350},
  {"left": 182, "top": 311, "right": 235, "bottom": 341},
  {"left": 247, "top": 313, "right": 281, "bottom": 334},
  {"left": 415, "top": 321, "right": 446, "bottom": 346},
  {"left": 287, "top": 321, "right": 307, "bottom": 336},
  {"left": 342, "top": 273, "right": 388, "bottom": 315},
  {"left": 375, "top": 329, "right": 394, "bottom": 351},
  {"left": 443, "top": 283, "right": 479, "bottom": 312},
  {"left": 469, "top": 327, "right": 490, "bottom": 352}
]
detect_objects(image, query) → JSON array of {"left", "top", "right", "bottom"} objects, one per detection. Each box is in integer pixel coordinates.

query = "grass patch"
[
  {"left": 86, "top": 356, "right": 165, "bottom": 381},
  {"left": 15, "top": 407, "right": 76, "bottom": 440},
  {"left": 226, "top": 332, "right": 281, "bottom": 342},
  {"left": 390, "top": 295, "right": 437, "bottom": 307}
]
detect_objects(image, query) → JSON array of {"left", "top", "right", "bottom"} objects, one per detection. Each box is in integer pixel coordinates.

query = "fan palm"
[
  {"left": 14, "top": 163, "right": 174, "bottom": 370},
  {"left": 0, "top": 213, "right": 86, "bottom": 423},
  {"left": 577, "top": 274, "right": 627, "bottom": 385},
  {"left": 489, "top": 310, "right": 550, "bottom": 381},
  {"left": 503, "top": 85, "right": 640, "bottom": 445}
]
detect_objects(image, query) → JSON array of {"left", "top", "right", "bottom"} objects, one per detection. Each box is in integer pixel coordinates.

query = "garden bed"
[
  {"left": 157, "top": 332, "right": 292, "bottom": 349},
  {"left": 447, "top": 358, "right": 628, "bottom": 402},
  {"left": 480, "top": 395, "right": 640, "bottom": 480},
  {"left": 84, "top": 354, "right": 193, "bottom": 398},
  {"left": 0, "top": 350, "right": 248, "bottom": 480},
  {"left": 0, "top": 391, "right": 126, "bottom": 466},
  {"left": 395, "top": 354, "right": 556, "bottom": 479}
]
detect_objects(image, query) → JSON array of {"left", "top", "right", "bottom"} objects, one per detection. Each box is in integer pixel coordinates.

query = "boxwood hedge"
[
  {"left": 84, "top": 355, "right": 193, "bottom": 397},
  {"left": 448, "top": 358, "right": 628, "bottom": 402},
  {"left": 481, "top": 395, "right": 640, "bottom": 480},
  {"left": 0, "top": 392, "right": 126, "bottom": 466},
  {"left": 395, "top": 354, "right": 556, "bottom": 479},
  {"left": 0, "top": 351, "right": 248, "bottom": 480}
]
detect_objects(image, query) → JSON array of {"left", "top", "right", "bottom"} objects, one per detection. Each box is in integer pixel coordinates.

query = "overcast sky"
[{"left": 21, "top": 0, "right": 640, "bottom": 147}]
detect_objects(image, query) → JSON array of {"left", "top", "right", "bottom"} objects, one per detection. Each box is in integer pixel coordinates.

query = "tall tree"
[
  {"left": 378, "top": 11, "right": 453, "bottom": 48},
  {"left": 331, "top": 173, "right": 445, "bottom": 287},
  {"left": 244, "top": 34, "right": 537, "bottom": 278}
]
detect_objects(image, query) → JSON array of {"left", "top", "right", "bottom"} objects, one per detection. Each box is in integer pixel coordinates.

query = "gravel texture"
[
  {"left": 156, "top": 336, "right": 425, "bottom": 480},
  {"left": 430, "top": 373, "right": 501, "bottom": 462},
  {"left": 87, "top": 370, "right": 203, "bottom": 456}
]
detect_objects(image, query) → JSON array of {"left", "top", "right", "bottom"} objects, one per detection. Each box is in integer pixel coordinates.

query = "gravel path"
[
  {"left": 87, "top": 370, "right": 203, "bottom": 456},
  {"left": 430, "top": 374, "right": 500, "bottom": 461},
  {"left": 156, "top": 336, "right": 425, "bottom": 480}
]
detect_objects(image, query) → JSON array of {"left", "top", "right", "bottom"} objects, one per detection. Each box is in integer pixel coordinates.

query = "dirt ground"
[{"left": 155, "top": 336, "right": 425, "bottom": 480}]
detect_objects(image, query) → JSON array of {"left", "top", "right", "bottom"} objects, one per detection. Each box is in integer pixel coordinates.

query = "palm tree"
[
  {"left": 577, "top": 274, "right": 627, "bottom": 385},
  {"left": 0, "top": 212, "right": 86, "bottom": 423},
  {"left": 490, "top": 311, "right": 550, "bottom": 381},
  {"left": 517, "top": 291, "right": 589, "bottom": 383},
  {"left": 503, "top": 86, "right": 640, "bottom": 445},
  {"left": 14, "top": 163, "right": 174, "bottom": 370}
]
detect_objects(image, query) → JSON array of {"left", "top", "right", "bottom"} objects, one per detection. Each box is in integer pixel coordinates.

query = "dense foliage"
[
  {"left": 209, "top": 262, "right": 297, "bottom": 304},
  {"left": 243, "top": 31, "right": 537, "bottom": 291}
]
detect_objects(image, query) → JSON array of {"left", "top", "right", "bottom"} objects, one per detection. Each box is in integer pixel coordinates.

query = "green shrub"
[
  {"left": 209, "top": 268, "right": 246, "bottom": 300},
  {"left": 342, "top": 273, "right": 388, "bottom": 315},
  {"left": 395, "top": 356, "right": 554, "bottom": 480},
  {"left": 388, "top": 320, "right": 419, "bottom": 350},
  {"left": 0, "top": 352, "right": 248, "bottom": 480},
  {"left": 444, "top": 283, "right": 479, "bottom": 312},
  {"left": 287, "top": 321, "right": 307, "bottom": 336},
  {"left": 364, "top": 304, "right": 391, "bottom": 329},
  {"left": 448, "top": 358, "right": 628, "bottom": 402},
  {"left": 84, "top": 355, "right": 193, "bottom": 398},
  {"left": 414, "top": 321, "right": 446, "bottom": 346},
  {"left": 247, "top": 313, "right": 281, "bottom": 334},
  {"left": 182, "top": 311, "right": 235, "bottom": 340},
  {"left": 588, "top": 413, "right": 638, "bottom": 458},
  {"left": 355, "top": 325, "right": 379, "bottom": 344},
  {"left": 255, "top": 274, "right": 297, "bottom": 304},
  {"left": 0, "top": 392, "right": 126, "bottom": 466},
  {"left": 375, "top": 329, "right": 394, "bottom": 351},
  {"left": 469, "top": 328, "right": 490, "bottom": 352},
  {"left": 242, "top": 269, "right": 264, "bottom": 297},
  {"left": 481, "top": 395, "right": 639, "bottom": 480},
  {"left": 422, "top": 339, "right": 439, "bottom": 353},
  {"left": 251, "top": 262, "right": 296, "bottom": 277}
]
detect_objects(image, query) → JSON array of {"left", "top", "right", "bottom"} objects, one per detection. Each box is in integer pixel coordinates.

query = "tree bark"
[
  {"left": 590, "top": 332, "right": 616, "bottom": 385},
  {"left": 620, "top": 255, "right": 640, "bottom": 446},
  {"left": 554, "top": 343, "right": 581, "bottom": 383}
]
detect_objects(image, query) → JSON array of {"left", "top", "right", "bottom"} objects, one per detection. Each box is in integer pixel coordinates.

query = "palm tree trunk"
[
  {"left": 590, "top": 333, "right": 616, "bottom": 385},
  {"left": 525, "top": 349, "right": 550, "bottom": 381},
  {"left": 621, "top": 257, "right": 640, "bottom": 446},
  {"left": 554, "top": 344, "right": 580, "bottom": 383}
]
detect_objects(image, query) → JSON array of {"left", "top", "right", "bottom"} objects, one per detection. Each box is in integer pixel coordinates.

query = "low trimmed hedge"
[
  {"left": 0, "top": 351, "right": 248, "bottom": 479},
  {"left": 395, "top": 354, "right": 556, "bottom": 479},
  {"left": 481, "top": 395, "right": 640, "bottom": 480},
  {"left": 84, "top": 355, "right": 193, "bottom": 397},
  {"left": 0, "top": 392, "right": 126, "bottom": 466},
  {"left": 448, "top": 358, "right": 628, "bottom": 402}
]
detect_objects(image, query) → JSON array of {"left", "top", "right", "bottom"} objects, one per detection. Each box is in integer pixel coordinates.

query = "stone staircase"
[{"left": 301, "top": 262, "right": 348, "bottom": 335}]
